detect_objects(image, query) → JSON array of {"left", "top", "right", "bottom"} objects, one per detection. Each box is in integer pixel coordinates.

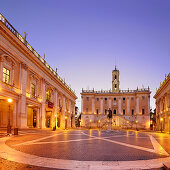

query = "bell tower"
[{"left": 112, "top": 66, "right": 119, "bottom": 92}]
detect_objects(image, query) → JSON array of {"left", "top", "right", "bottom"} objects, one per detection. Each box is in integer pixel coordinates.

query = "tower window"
[
  {"left": 96, "top": 109, "right": 99, "bottom": 114},
  {"left": 115, "top": 84, "right": 117, "bottom": 88},
  {"left": 86, "top": 97, "right": 89, "bottom": 101},
  {"left": 142, "top": 96, "right": 145, "bottom": 100},
  {"left": 114, "top": 97, "right": 116, "bottom": 101},
  {"left": 131, "top": 109, "right": 134, "bottom": 115},
  {"left": 96, "top": 98, "right": 99, "bottom": 101},
  {"left": 123, "top": 97, "right": 125, "bottom": 101},
  {"left": 86, "top": 108, "right": 88, "bottom": 113},
  {"left": 123, "top": 109, "right": 125, "bottom": 115},
  {"left": 142, "top": 109, "right": 145, "bottom": 115},
  {"left": 131, "top": 97, "right": 134, "bottom": 101},
  {"left": 3, "top": 67, "right": 10, "bottom": 84},
  {"left": 115, "top": 75, "right": 117, "bottom": 79},
  {"left": 113, "top": 109, "right": 116, "bottom": 115},
  {"left": 105, "top": 98, "right": 107, "bottom": 101}
]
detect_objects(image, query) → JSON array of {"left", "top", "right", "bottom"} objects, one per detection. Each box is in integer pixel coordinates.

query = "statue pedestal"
[{"left": 108, "top": 121, "right": 112, "bottom": 130}]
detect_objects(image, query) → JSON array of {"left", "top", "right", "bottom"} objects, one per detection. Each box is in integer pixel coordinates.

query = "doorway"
[{"left": 46, "top": 111, "right": 52, "bottom": 128}]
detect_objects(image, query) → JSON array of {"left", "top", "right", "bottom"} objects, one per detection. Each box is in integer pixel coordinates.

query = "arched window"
[
  {"left": 115, "top": 75, "right": 117, "bottom": 80},
  {"left": 113, "top": 109, "right": 116, "bottom": 115}
]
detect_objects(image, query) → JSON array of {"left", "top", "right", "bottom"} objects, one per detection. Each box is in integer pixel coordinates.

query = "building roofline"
[{"left": 0, "top": 13, "right": 76, "bottom": 98}]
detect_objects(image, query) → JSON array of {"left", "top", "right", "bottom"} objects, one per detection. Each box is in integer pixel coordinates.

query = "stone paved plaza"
[{"left": 0, "top": 129, "right": 170, "bottom": 169}]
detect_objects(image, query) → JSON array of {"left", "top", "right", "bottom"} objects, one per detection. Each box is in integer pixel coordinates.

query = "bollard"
[
  {"left": 7, "top": 125, "right": 12, "bottom": 134},
  {"left": 14, "top": 128, "right": 18, "bottom": 135}
]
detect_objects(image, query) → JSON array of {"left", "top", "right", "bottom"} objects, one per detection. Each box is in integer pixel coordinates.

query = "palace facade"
[
  {"left": 154, "top": 73, "right": 170, "bottom": 132},
  {"left": 81, "top": 67, "right": 151, "bottom": 129},
  {"left": 0, "top": 14, "right": 77, "bottom": 129}
]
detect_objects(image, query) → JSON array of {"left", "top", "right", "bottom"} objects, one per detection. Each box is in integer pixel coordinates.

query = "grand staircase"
[{"left": 89, "top": 115, "right": 146, "bottom": 130}]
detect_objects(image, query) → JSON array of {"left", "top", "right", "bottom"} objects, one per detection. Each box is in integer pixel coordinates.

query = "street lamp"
[
  {"left": 90, "top": 119, "right": 92, "bottom": 129},
  {"left": 160, "top": 118, "right": 163, "bottom": 133},
  {"left": 136, "top": 120, "right": 138, "bottom": 131},
  {"left": 64, "top": 116, "right": 68, "bottom": 130},
  {"left": 98, "top": 120, "right": 100, "bottom": 129},
  {"left": 7, "top": 98, "right": 12, "bottom": 134}
]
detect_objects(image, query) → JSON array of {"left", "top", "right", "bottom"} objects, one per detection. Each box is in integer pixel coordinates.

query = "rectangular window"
[
  {"left": 86, "top": 97, "right": 89, "bottom": 101},
  {"left": 113, "top": 109, "right": 116, "bottom": 115},
  {"left": 142, "top": 96, "right": 145, "bottom": 100},
  {"left": 46, "top": 89, "right": 51, "bottom": 102},
  {"left": 123, "top": 109, "right": 125, "bottom": 115},
  {"left": 3, "top": 67, "right": 10, "bottom": 84},
  {"left": 86, "top": 108, "right": 88, "bottom": 113},
  {"left": 123, "top": 97, "right": 125, "bottom": 101},
  {"left": 142, "top": 109, "right": 145, "bottom": 115},
  {"left": 114, "top": 97, "right": 116, "bottom": 101},
  {"left": 96, "top": 109, "right": 99, "bottom": 114},
  {"left": 96, "top": 98, "right": 99, "bottom": 101},
  {"left": 131, "top": 109, "right": 134, "bottom": 115},
  {"left": 131, "top": 97, "right": 134, "bottom": 101},
  {"left": 31, "top": 84, "right": 35, "bottom": 97}
]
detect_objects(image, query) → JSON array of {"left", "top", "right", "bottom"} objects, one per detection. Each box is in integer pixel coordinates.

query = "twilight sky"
[{"left": 1, "top": 0, "right": 170, "bottom": 111}]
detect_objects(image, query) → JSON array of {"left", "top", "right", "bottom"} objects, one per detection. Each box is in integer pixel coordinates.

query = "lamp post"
[
  {"left": 98, "top": 120, "right": 100, "bottom": 129},
  {"left": 90, "top": 119, "right": 92, "bottom": 129},
  {"left": 65, "top": 116, "right": 68, "bottom": 130},
  {"left": 7, "top": 99, "right": 12, "bottom": 134},
  {"left": 136, "top": 120, "right": 138, "bottom": 131},
  {"left": 160, "top": 118, "right": 163, "bottom": 133}
]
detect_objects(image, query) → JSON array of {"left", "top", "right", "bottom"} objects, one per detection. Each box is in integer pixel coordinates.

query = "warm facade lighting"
[
  {"left": 65, "top": 116, "right": 68, "bottom": 119},
  {"left": 8, "top": 99, "right": 12, "bottom": 103},
  {"left": 160, "top": 118, "right": 163, "bottom": 121}
]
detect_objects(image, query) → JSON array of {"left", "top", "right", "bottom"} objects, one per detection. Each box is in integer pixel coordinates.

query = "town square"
[{"left": 0, "top": 0, "right": 170, "bottom": 169}]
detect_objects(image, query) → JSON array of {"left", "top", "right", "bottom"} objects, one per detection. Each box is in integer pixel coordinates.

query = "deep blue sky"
[{"left": 1, "top": 0, "right": 170, "bottom": 110}]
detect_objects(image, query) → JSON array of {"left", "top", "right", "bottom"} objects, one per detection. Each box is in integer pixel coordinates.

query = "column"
[
  {"left": 136, "top": 96, "right": 139, "bottom": 115},
  {"left": 36, "top": 108, "right": 40, "bottom": 128},
  {"left": 81, "top": 96, "right": 83, "bottom": 114},
  {"left": 72, "top": 102, "right": 76, "bottom": 128},
  {"left": 92, "top": 97, "right": 95, "bottom": 114},
  {"left": 127, "top": 97, "right": 130, "bottom": 115},
  {"left": 20, "top": 63, "right": 28, "bottom": 128},
  {"left": 40, "top": 78, "right": 46, "bottom": 128},
  {"left": 13, "top": 100, "right": 17, "bottom": 128},
  {"left": 53, "top": 90, "right": 58, "bottom": 128},
  {"left": 148, "top": 95, "right": 150, "bottom": 116},
  {"left": 109, "top": 98, "right": 111, "bottom": 108},
  {"left": 165, "top": 95, "right": 168, "bottom": 131},
  {"left": 68, "top": 100, "right": 73, "bottom": 128},
  {"left": 61, "top": 96, "right": 65, "bottom": 129},
  {"left": 118, "top": 97, "right": 121, "bottom": 115},
  {"left": 0, "top": 56, "right": 4, "bottom": 81},
  {"left": 100, "top": 98, "right": 103, "bottom": 114}
]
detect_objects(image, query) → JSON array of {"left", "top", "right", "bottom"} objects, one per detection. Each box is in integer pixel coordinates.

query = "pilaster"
[
  {"left": 118, "top": 97, "right": 121, "bottom": 115},
  {"left": 20, "top": 62, "right": 28, "bottom": 128},
  {"left": 100, "top": 98, "right": 103, "bottom": 114},
  {"left": 136, "top": 97, "right": 139, "bottom": 115},
  {"left": 127, "top": 97, "right": 130, "bottom": 115}
]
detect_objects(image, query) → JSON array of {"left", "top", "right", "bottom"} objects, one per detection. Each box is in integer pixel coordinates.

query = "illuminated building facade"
[
  {"left": 81, "top": 67, "right": 151, "bottom": 129},
  {"left": 0, "top": 14, "right": 77, "bottom": 129},
  {"left": 154, "top": 73, "right": 170, "bottom": 132}
]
